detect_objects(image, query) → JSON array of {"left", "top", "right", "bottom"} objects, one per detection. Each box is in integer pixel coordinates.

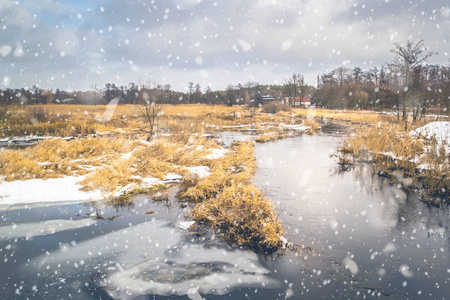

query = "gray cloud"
[{"left": 0, "top": 0, "right": 448, "bottom": 92}]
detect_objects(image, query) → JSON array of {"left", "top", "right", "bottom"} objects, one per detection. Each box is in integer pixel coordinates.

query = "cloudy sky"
[{"left": 0, "top": 0, "right": 449, "bottom": 92}]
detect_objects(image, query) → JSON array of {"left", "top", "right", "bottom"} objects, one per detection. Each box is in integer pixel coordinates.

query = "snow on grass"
[
  {"left": 410, "top": 121, "right": 450, "bottom": 144},
  {"left": 185, "top": 166, "right": 211, "bottom": 178},
  {"left": 280, "top": 123, "right": 310, "bottom": 131},
  {"left": 202, "top": 148, "right": 228, "bottom": 160},
  {"left": 0, "top": 218, "right": 96, "bottom": 240},
  {"left": 164, "top": 173, "right": 183, "bottom": 182},
  {"left": 0, "top": 176, "right": 102, "bottom": 210}
]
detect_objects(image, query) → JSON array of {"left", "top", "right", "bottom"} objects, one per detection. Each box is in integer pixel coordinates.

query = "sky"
[{"left": 0, "top": 0, "right": 449, "bottom": 92}]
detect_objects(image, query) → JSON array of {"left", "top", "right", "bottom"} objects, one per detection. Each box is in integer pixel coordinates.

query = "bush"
[
  {"left": 261, "top": 101, "right": 291, "bottom": 114},
  {"left": 25, "top": 105, "right": 49, "bottom": 124}
]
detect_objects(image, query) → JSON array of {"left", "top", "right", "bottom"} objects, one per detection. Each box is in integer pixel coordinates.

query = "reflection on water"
[{"left": 253, "top": 121, "right": 450, "bottom": 299}]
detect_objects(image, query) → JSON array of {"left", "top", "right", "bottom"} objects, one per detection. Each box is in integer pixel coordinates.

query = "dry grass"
[
  {"left": 341, "top": 122, "right": 449, "bottom": 203},
  {"left": 177, "top": 140, "right": 256, "bottom": 200},
  {"left": 256, "top": 134, "right": 287, "bottom": 143},
  {"left": 0, "top": 136, "right": 137, "bottom": 181},
  {"left": 191, "top": 183, "right": 283, "bottom": 253},
  {"left": 80, "top": 160, "right": 136, "bottom": 193}
]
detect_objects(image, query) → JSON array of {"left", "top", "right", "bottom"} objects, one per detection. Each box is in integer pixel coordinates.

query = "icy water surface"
[
  {"left": 253, "top": 122, "right": 449, "bottom": 299},
  {"left": 0, "top": 122, "right": 448, "bottom": 299}
]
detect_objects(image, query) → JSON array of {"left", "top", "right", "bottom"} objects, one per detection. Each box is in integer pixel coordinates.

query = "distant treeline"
[
  {"left": 317, "top": 64, "right": 450, "bottom": 115},
  {"left": 0, "top": 81, "right": 313, "bottom": 107},
  {"left": 1, "top": 49, "right": 449, "bottom": 117}
]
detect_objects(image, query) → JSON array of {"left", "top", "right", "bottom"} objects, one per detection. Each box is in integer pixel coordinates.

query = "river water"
[{"left": 0, "top": 122, "right": 448, "bottom": 299}]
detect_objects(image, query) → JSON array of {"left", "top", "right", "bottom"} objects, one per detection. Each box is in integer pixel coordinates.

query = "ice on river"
[
  {"left": 20, "top": 220, "right": 279, "bottom": 299},
  {"left": 0, "top": 218, "right": 96, "bottom": 240}
]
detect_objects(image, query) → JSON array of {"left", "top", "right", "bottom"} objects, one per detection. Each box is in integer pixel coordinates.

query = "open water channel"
[{"left": 0, "top": 122, "right": 448, "bottom": 299}]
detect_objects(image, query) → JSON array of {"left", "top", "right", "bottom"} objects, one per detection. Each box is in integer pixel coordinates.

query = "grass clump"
[
  {"left": 177, "top": 139, "right": 284, "bottom": 253},
  {"left": 191, "top": 183, "right": 283, "bottom": 253},
  {"left": 256, "top": 134, "right": 286, "bottom": 143},
  {"left": 340, "top": 122, "right": 449, "bottom": 203}
]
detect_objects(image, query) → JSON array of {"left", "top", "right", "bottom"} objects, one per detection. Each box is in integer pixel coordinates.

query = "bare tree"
[
  {"left": 389, "top": 39, "right": 436, "bottom": 129},
  {"left": 137, "top": 89, "right": 162, "bottom": 141},
  {"left": 91, "top": 84, "right": 100, "bottom": 106}
]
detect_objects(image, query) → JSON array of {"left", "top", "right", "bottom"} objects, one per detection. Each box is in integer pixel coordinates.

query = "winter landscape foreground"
[{"left": 0, "top": 104, "right": 448, "bottom": 299}]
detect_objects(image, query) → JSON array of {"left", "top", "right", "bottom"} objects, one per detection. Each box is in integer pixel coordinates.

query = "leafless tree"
[
  {"left": 389, "top": 39, "right": 436, "bottom": 129},
  {"left": 137, "top": 90, "right": 162, "bottom": 141}
]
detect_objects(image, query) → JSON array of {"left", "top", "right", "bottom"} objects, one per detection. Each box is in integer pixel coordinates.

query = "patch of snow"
[
  {"left": 0, "top": 176, "right": 102, "bottom": 210},
  {"left": 0, "top": 218, "right": 96, "bottom": 240},
  {"left": 120, "top": 152, "right": 134, "bottom": 160},
  {"left": 176, "top": 220, "right": 195, "bottom": 230},
  {"left": 185, "top": 166, "right": 211, "bottom": 178},
  {"left": 164, "top": 173, "right": 182, "bottom": 182},
  {"left": 280, "top": 123, "right": 310, "bottom": 131},
  {"left": 410, "top": 121, "right": 450, "bottom": 145},
  {"left": 141, "top": 177, "right": 162, "bottom": 185},
  {"left": 203, "top": 148, "right": 228, "bottom": 160}
]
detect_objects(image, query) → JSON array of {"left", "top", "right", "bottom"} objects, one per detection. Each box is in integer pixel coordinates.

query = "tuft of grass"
[
  {"left": 191, "top": 183, "right": 283, "bottom": 253},
  {"left": 256, "top": 134, "right": 286, "bottom": 143}
]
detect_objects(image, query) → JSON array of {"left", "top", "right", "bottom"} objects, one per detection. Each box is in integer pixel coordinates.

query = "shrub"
[{"left": 261, "top": 101, "right": 291, "bottom": 114}]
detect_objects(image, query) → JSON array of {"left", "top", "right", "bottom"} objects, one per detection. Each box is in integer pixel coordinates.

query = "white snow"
[
  {"left": 185, "top": 166, "right": 211, "bottom": 178},
  {"left": 176, "top": 220, "right": 195, "bottom": 230},
  {"left": 0, "top": 176, "right": 102, "bottom": 210},
  {"left": 410, "top": 121, "right": 450, "bottom": 145},
  {"left": 0, "top": 218, "right": 96, "bottom": 240},
  {"left": 164, "top": 173, "right": 182, "bottom": 181},
  {"left": 280, "top": 123, "right": 310, "bottom": 131},
  {"left": 202, "top": 148, "right": 228, "bottom": 160}
]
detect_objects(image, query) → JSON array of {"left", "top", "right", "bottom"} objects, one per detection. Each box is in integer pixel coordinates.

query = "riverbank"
[{"left": 339, "top": 121, "right": 449, "bottom": 204}]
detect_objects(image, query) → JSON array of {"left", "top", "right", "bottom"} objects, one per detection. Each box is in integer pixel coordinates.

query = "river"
[{"left": 0, "top": 122, "right": 448, "bottom": 299}]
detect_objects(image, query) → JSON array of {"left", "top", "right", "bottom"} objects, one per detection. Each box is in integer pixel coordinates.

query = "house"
[
  {"left": 293, "top": 96, "right": 311, "bottom": 106},
  {"left": 261, "top": 94, "right": 275, "bottom": 104}
]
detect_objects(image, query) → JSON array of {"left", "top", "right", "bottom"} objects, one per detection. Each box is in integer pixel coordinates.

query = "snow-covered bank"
[
  {"left": 0, "top": 176, "right": 103, "bottom": 210},
  {"left": 410, "top": 121, "right": 450, "bottom": 156},
  {"left": 410, "top": 121, "right": 450, "bottom": 145}
]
